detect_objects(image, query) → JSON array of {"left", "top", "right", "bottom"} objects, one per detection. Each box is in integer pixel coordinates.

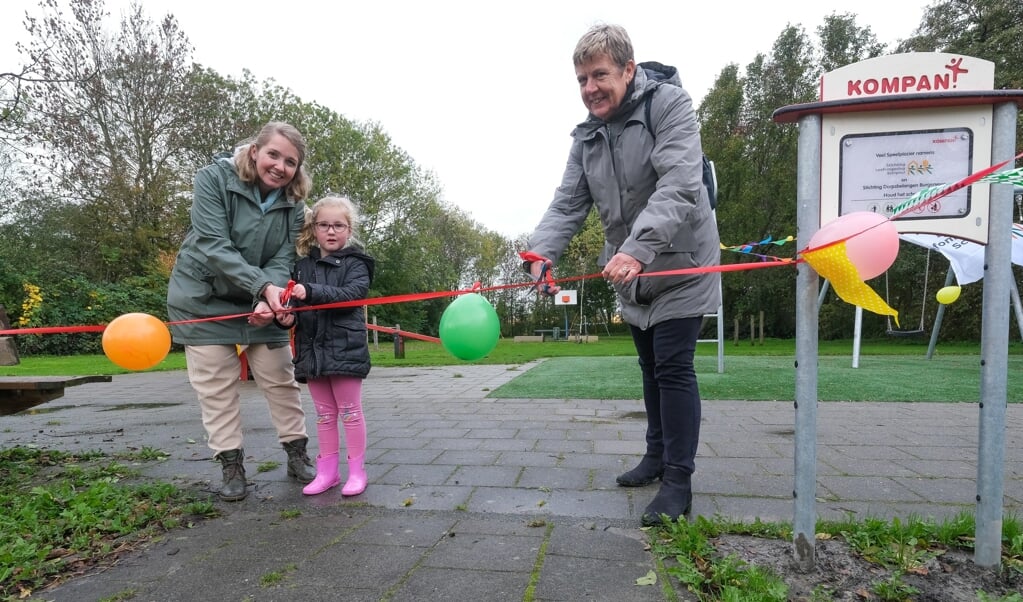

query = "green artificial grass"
[
  {"left": 488, "top": 355, "right": 1023, "bottom": 402},
  {"left": 2, "top": 336, "right": 1021, "bottom": 403}
]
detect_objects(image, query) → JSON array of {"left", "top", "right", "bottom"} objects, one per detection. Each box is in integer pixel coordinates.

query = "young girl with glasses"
[{"left": 276, "top": 195, "right": 375, "bottom": 496}]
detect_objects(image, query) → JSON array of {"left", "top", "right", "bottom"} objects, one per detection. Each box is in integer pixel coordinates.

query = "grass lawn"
[{"left": 2, "top": 336, "right": 1021, "bottom": 402}]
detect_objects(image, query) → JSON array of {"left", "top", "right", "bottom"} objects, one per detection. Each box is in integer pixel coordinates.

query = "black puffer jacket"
[{"left": 290, "top": 246, "right": 375, "bottom": 383}]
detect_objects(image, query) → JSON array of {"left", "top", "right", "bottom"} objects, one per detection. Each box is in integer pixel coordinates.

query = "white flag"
[{"left": 899, "top": 225, "right": 1023, "bottom": 285}]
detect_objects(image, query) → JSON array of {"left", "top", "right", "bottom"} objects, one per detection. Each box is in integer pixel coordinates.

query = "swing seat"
[{"left": 886, "top": 328, "right": 926, "bottom": 338}]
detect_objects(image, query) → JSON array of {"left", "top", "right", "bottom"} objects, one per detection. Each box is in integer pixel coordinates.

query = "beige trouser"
[{"left": 185, "top": 344, "right": 306, "bottom": 453}]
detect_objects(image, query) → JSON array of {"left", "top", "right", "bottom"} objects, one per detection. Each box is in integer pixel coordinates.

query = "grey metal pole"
[
  {"left": 975, "top": 101, "right": 1016, "bottom": 568},
  {"left": 793, "top": 114, "right": 821, "bottom": 571},
  {"left": 926, "top": 266, "right": 956, "bottom": 360},
  {"left": 1011, "top": 278, "right": 1023, "bottom": 342}
]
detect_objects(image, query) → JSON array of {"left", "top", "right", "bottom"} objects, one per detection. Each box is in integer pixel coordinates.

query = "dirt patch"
[{"left": 707, "top": 534, "right": 1022, "bottom": 601}]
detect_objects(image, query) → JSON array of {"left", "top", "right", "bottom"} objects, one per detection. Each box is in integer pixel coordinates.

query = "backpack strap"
[
  {"left": 642, "top": 85, "right": 718, "bottom": 210},
  {"left": 643, "top": 86, "right": 658, "bottom": 140}
]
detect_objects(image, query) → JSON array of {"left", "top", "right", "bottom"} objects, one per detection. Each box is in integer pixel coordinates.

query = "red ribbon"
[{"left": 0, "top": 259, "right": 795, "bottom": 337}]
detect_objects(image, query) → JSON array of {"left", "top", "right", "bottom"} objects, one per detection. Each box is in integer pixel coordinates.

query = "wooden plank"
[{"left": 0, "top": 375, "right": 112, "bottom": 416}]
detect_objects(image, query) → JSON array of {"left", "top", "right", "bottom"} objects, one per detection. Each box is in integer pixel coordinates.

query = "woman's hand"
[
  {"left": 249, "top": 301, "right": 274, "bottom": 327},
  {"left": 261, "top": 283, "right": 287, "bottom": 312},
  {"left": 528, "top": 261, "right": 560, "bottom": 295},
  {"left": 603, "top": 252, "right": 642, "bottom": 286}
]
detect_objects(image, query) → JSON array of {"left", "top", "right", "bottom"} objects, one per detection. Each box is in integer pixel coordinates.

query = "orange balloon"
[{"left": 102, "top": 313, "right": 171, "bottom": 370}]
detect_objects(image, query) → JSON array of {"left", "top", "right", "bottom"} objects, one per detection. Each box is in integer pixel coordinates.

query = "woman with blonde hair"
[{"left": 167, "top": 121, "right": 316, "bottom": 501}]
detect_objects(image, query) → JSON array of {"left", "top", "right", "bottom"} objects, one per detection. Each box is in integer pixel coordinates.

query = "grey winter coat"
[
  {"left": 167, "top": 154, "right": 306, "bottom": 345},
  {"left": 290, "top": 247, "right": 375, "bottom": 383},
  {"left": 527, "top": 61, "right": 721, "bottom": 328}
]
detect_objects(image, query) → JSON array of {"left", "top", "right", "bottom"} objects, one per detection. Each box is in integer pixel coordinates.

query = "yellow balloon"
[{"left": 935, "top": 285, "right": 961, "bottom": 305}]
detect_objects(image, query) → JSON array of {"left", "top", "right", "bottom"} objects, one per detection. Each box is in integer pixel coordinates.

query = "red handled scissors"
[{"left": 280, "top": 280, "right": 296, "bottom": 308}]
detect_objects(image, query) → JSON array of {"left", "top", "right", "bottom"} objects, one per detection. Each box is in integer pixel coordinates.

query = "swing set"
[{"left": 883, "top": 247, "right": 931, "bottom": 337}]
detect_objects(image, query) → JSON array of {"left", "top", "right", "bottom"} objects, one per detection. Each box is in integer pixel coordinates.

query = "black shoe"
[
  {"left": 616, "top": 453, "right": 664, "bottom": 487},
  {"left": 215, "top": 449, "right": 248, "bottom": 502},
  {"left": 640, "top": 466, "right": 692, "bottom": 526}
]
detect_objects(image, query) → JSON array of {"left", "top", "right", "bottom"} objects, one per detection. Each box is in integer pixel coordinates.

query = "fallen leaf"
[{"left": 635, "top": 570, "right": 657, "bottom": 586}]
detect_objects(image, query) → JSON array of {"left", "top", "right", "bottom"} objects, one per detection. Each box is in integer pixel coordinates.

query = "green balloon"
[{"left": 439, "top": 293, "right": 500, "bottom": 361}]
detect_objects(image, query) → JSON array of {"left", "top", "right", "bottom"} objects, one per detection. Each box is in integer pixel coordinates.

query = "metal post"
[
  {"left": 852, "top": 307, "right": 862, "bottom": 368},
  {"left": 926, "top": 267, "right": 956, "bottom": 359},
  {"left": 1011, "top": 278, "right": 1023, "bottom": 343},
  {"left": 975, "top": 102, "right": 1015, "bottom": 568},
  {"left": 793, "top": 113, "right": 822, "bottom": 571}
]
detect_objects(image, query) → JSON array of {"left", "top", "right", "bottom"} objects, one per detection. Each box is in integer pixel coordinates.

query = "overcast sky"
[{"left": 1, "top": 0, "right": 935, "bottom": 239}]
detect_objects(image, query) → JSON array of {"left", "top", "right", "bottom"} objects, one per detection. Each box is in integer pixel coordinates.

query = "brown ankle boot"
[
  {"left": 214, "top": 449, "right": 247, "bottom": 501},
  {"left": 282, "top": 437, "right": 315, "bottom": 483}
]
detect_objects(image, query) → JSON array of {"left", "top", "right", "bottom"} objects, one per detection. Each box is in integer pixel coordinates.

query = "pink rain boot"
[
  {"left": 302, "top": 453, "right": 341, "bottom": 495},
  {"left": 342, "top": 454, "right": 367, "bottom": 496}
]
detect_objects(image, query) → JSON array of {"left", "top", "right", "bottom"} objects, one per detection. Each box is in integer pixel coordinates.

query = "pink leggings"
[{"left": 306, "top": 376, "right": 365, "bottom": 459}]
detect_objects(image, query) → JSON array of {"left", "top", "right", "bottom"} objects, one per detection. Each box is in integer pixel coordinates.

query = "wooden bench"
[{"left": 0, "top": 376, "right": 113, "bottom": 416}]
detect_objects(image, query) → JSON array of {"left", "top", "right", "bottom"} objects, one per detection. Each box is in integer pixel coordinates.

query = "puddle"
[
  {"left": 99, "top": 403, "right": 183, "bottom": 411},
  {"left": 18, "top": 405, "right": 80, "bottom": 415}
]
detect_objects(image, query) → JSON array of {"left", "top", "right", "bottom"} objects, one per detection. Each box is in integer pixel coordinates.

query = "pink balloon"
[{"left": 809, "top": 211, "right": 899, "bottom": 280}]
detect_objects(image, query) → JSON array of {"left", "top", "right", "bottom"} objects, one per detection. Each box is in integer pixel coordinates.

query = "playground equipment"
[{"left": 775, "top": 51, "right": 1023, "bottom": 571}]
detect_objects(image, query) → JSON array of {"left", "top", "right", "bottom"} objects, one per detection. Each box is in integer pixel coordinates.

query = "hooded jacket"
[
  {"left": 167, "top": 153, "right": 305, "bottom": 345},
  {"left": 527, "top": 61, "right": 721, "bottom": 328},
  {"left": 290, "top": 246, "right": 375, "bottom": 382}
]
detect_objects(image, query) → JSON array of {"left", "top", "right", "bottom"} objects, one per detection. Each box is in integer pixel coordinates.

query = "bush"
[{"left": 13, "top": 274, "right": 169, "bottom": 356}]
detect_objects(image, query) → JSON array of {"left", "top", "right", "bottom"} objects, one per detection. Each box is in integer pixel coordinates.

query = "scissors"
[
  {"left": 280, "top": 280, "right": 296, "bottom": 309},
  {"left": 518, "top": 251, "right": 555, "bottom": 296}
]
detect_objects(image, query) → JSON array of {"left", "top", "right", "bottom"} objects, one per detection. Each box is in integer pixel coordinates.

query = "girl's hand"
[
  {"left": 275, "top": 312, "right": 296, "bottom": 328},
  {"left": 292, "top": 284, "right": 307, "bottom": 300}
]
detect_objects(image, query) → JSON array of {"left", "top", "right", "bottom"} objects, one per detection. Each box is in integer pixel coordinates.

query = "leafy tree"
[
  {"left": 18, "top": 0, "right": 197, "bottom": 281},
  {"left": 817, "top": 13, "right": 887, "bottom": 74},
  {"left": 890, "top": 0, "right": 1023, "bottom": 339},
  {"left": 700, "top": 15, "right": 901, "bottom": 338},
  {"left": 559, "top": 208, "right": 616, "bottom": 334},
  {"left": 898, "top": 0, "right": 1023, "bottom": 92}
]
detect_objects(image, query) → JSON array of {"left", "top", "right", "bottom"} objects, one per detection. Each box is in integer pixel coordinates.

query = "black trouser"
[{"left": 629, "top": 317, "right": 702, "bottom": 474}]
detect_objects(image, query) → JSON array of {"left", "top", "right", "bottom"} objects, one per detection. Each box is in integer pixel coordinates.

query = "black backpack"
[{"left": 643, "top": 92, "right": 718, "bottom": 210}]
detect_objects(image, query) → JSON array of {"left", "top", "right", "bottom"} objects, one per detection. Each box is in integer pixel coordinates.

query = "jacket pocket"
[
  {"left": 633, "top": 248, "right": 700, "bottom": 305},
  {"left": 173, "top": 254, "right": 217, "bottom": 304}
]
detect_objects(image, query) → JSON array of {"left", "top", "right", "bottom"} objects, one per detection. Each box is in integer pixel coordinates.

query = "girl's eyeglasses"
[{"left": 314, "top": 222, "right": 350, "bottom": 233}]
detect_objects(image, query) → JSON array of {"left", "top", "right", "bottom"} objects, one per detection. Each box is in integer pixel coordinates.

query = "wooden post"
[
  {"left": 372, "top": 315, "right": 379, "bottom": 349},
  {"left": 0, "top": 304, "right": 19, "bottom": 366},
  {"left": 393, "top": 324, "right": 405, "bottom": 359}
]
